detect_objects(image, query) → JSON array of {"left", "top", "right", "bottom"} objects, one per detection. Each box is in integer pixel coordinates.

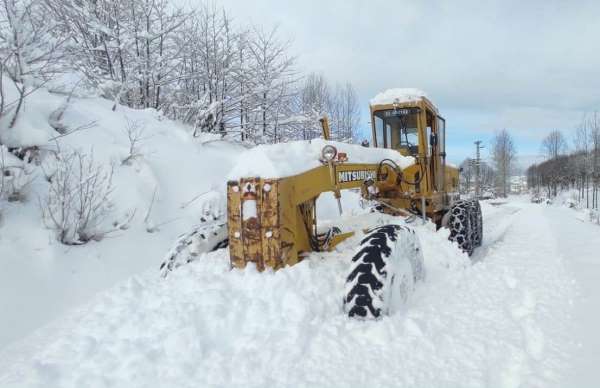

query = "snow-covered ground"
[
  {"left": 0, "top": 83, "right": 244, "bottom": 349},
  {"left": 1, "top": 83, "right": 599, "bottom": 388},
  {"left": 1, "top": 196, "right": 598, "bottom": 387},
  {"left": 0, "top": 82, "right": 380, "bottom": 352}
]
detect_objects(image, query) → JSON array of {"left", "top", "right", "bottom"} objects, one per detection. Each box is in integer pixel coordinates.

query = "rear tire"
[
  {"left": 448, "top": 200, "right": 474, "bottom": 255},
  {"left": 469, "top": 200, "right": 483, "bottom": 247},
  {"left": 343, "top": 224, "right": 425, "bottom": 319}
]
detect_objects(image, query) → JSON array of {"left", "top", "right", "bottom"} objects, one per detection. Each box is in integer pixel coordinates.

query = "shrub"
[{"left": 41, "top": 150, "right": 114, "bottom": 244}]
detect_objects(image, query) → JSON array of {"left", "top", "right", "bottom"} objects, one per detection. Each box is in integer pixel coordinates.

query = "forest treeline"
[
  {"left": 0, "top": 0, "right": 361, "bottom": 146},
  {"left": 527, "top": 115, "right": 600, "bottom": 208}
]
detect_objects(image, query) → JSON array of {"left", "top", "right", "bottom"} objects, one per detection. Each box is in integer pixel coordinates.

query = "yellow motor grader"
[{"left": 161, "top": 89, "right": 483, "bottom": 319}]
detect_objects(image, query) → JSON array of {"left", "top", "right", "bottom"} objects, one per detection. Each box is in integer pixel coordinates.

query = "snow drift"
[
  {"left": 0, "top": 81, "right": 244, "bottom": 348},
  {"left": 228, "top": 138, "right": 414, "bottom": 179},
  {"left": 370, "top": 88, "right": 429, "bottom": 106}
]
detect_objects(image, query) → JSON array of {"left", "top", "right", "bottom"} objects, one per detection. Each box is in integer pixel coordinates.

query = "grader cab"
[{"left": 162, "top": 89, "right": 483, "bottom": 319}]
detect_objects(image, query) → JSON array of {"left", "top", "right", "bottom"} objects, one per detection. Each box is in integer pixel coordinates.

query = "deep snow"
[
  {"left": 0, "top": 81, "right": 411, "bottom": 350},
  {"left": 370, "top": 88, "right": 429, "bottom": 106},
  {"left": 1, "top": 84, "right": 599, "bottom": 387},
  {"left": 0, "top": 83, "right": 245, "bottom": 348},
  {"left": 1, "top": 198, "right": 598, "bottom": 387},
  {"left": 228, "top": 138, "right": 414, "bottom": 179}
]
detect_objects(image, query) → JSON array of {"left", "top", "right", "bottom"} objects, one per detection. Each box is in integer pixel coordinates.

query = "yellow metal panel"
[
  {"left": 240, "top": 177, "right": 264, "bottom": 270},
  {"left": 259, "top": 179, "right": 282, "bottom": 269},
  {"left": 227, "top": 180, "right": 244, "bottom": 269},
  {"left": 328, "top": 231, "right": 355, "bottom": 251}
]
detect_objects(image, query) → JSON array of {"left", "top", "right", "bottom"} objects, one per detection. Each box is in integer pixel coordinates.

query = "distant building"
[{"left": 510, "top": 176, "right": 527, "bottom": 193}]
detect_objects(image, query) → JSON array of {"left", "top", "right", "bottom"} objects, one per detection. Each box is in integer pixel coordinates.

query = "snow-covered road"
[
  {"left": 542, "top": 204, "right": 600, "bottom": 386},
  {"left": 0, "top": 198, "right": 598, "bottom": 387}
]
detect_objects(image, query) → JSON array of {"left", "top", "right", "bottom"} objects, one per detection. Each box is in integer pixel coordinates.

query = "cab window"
[
  {"left": 374, "top": 115, "right": 385, "bottom": 147},
  {"left": 437, "top": 116, "right": 446, "bottom": 156},
  {"left": 372, "top": 108, "right": 420, "bottom": 155}
]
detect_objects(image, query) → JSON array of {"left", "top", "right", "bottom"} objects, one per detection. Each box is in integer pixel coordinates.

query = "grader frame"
[{"left": 227, "top": 95, "right": 460, "bottom": 271}]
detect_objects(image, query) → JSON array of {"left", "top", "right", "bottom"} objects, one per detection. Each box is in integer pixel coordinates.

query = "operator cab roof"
[{"left": 370, "top": 88, "right": 438, "bottom": 114}]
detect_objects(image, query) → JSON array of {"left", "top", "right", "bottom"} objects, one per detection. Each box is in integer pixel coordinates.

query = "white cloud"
[{"left": 213, "top": 0, "right": 600, "bottom": 141}]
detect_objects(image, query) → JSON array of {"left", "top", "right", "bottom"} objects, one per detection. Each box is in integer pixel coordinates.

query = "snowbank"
[
  {"left": 228, "top": 138, "right": 414, "bottom": 179},
  {"left": 0, "top": 213, "right": 470, "bottom": 388},
  {"left": 0, "top": 83, "right": 245, "bottom": 348},
  {"left": 547, "top": 189, "right": 600, "bottom": 226},
  {"left": 1, "top": 201, "right": 585, "bottom": 387},
  {"left": 369, "top": 88, "right": 429, "bottom": 106},
  {"left": 1, "top": 82, "right": 592, "bottom": 387},
  {"left": 0, "top": 79, "right": 59, "bottom": 147}
]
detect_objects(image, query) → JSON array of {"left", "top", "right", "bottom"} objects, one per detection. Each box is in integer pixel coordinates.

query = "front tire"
[
  {"left": 160, "top": 220, "right": 228, "bottom": 277},
  {"left": 343, "top": 224, "right": 425, "bottom": 319},
  {"left": 448, "top": 200, "right": 474, "bottom": 255}
]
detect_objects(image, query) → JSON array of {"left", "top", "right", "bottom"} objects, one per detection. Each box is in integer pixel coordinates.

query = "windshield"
[{"left": 373, "top": 108, "right": 420, "bottom": 155}]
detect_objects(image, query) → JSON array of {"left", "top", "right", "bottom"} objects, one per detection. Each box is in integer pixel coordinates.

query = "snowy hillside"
[{"left": 0, "top": 82, "right": 245, "bottom": 348}]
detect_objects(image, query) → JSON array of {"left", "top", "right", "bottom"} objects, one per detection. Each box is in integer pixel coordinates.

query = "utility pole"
[{"left": 474, "top": 140, "right": 484, "bottom": 199}]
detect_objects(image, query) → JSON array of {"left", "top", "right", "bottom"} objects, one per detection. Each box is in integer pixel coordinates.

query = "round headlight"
[{"left": 321, "top": 145, "right": 337, "bottom": 161}]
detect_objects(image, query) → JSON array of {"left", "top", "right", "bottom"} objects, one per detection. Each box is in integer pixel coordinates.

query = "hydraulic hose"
[{"left": 377, "top": 158, "right": 425, "bottom": 186}]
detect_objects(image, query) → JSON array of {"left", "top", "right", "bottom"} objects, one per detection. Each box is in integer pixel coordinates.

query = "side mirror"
[
  {"left": 429, "top": 133, "right": 437, "bottom": 146},
  {"left": 459, "top": 167, "right": 464, "bottom": 173}
]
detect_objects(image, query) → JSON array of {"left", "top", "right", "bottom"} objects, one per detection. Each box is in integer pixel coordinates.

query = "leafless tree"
[
  {"left": 0, "top": 0, "right": 64, "bottom": 130},
  {"left": 541, "top": 130, "right": 568, "bottom": 160},
  {"left": 298, "top": 72, "right": 360, "bottom": 142},
  {"left": 244, "top": 25, "right": 298, "bottom": 143},
  {"left": 121, "top": 118, "right": 147, "bottom": 165},
  {"left": 329, "top": 82, "right": 360, "bottom": 142},
  {"left": 527, "top": 115, "right": 600, "bottom": 205},
  {"left": 44, "top": 0, "right": 189, "bottom": 110},
  {"left": 459, "top": 158, "right": 473, "bottom": 194},
  {"left": 491, "top": 129, "right": 516, "bottom": 197},
  {"left": 577, "top": 112, "right": 600, "bottom": 208},
  {"left": 299, "top": 72, "right": 330, "bottom": 140},
  {"left": 3, "top": 0, "right": 355, "bottom": 146},
  {"left": 459, "top": 157, "right": 496, "bottom": 195}
]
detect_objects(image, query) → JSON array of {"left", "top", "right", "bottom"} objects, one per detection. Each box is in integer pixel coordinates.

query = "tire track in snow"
[
  {"left": 475, "top": 203, "right": 577, "bottom": 387},
  {"left": 471, "top": 202, "right": 522, "bottom": 262}
]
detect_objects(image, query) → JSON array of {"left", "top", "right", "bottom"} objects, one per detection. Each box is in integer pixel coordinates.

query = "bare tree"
[
  {"left": 491, "top": 129, "right": 516, "bottom": 197},
  {"left": 244, "top": 25, "right": 298, "bottom": 143},
  {"left": 298, "top": 73, "right": 360, "bottom": 142},
  {"left": 573, "top": 115, "right": 593, "bottom": 205},
  {"left": 329, "top": 82, "right": 360, "bottom": 142},
  {"left": 572, "top": 112, "right": 600, "bottom": 209},
  {"left": 527, "top": 120, "right": 596, "bottom": 201},
  {"left": 459, "top": 158, "right": 473, "bottom": 194},
  {"left": 174, "top": 4, "right": 241, "bottom": 136},
  {"left": 44, "top": 0, "right": 189, "bottom": 110},
  {"left": 298, "top": 72, "right": 330, "bottom": 140},
  {"left": 0, "top": 0, "right": 64, "bottom": 131},
  {"left": 5, "top": 0, "right": 355, "bottom": 147},
  {"left": 541, "top": 130, "right": 568, "bottom": 159},
  {"left": 121, "top": 118, "right": 147, "bottom": 165}
]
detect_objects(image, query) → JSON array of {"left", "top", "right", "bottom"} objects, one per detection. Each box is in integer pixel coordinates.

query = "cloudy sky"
[{"left": 213, "top": 0, "right": 600, "bottom": 165}]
